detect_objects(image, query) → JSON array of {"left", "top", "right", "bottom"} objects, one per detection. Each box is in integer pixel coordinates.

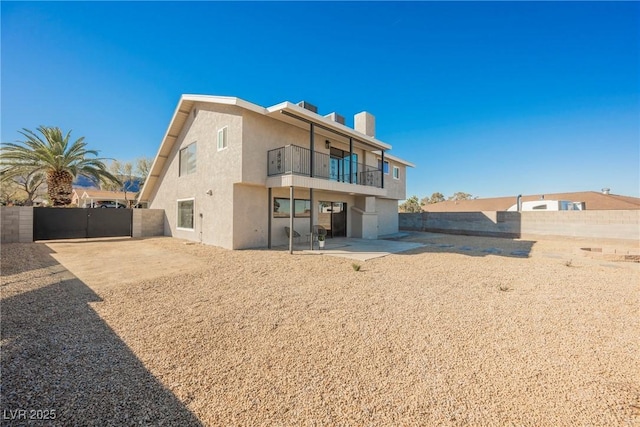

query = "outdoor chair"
[{"left": 284, "top": 226, "right": 301, "bottom": 243}]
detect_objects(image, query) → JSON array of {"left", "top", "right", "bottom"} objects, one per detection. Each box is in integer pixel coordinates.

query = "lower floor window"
[
  {"left": 273, "top": 198, "right": 310, "bottom": 218},
  {"left": 177, "top": 199, "right": 194, "bottom": 229}
]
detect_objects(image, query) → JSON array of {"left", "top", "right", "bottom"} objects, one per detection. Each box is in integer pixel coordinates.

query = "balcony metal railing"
[{"left": 267, "top": 145, "right": 382, "bottom": 188}]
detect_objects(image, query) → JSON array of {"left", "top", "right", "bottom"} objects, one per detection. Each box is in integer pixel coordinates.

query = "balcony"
[{"left": 267, "top": 145, "right": 382, "bottom": 189}]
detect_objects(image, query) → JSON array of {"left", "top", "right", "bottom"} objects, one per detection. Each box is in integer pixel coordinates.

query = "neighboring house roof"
[
  {"left": 72, "top": 188, "right": 130, "bottom": 201},
  {"left": 139, "top": 95, "right": 401, "bottom": 202},
  {"left": 423, "top": 191, "right": 640, "bottom": 211}
]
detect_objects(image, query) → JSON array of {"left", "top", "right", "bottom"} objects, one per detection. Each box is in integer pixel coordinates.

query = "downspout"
[
  {"left": 289, "top": 186, "right": 294, "bottom": 254},
  {"left": 309, "top": 188, "right": 314, "bottom": 250},
  {"left": 381, "top": 150, "right": 385, "bottom": 189},
  {"left": 349, "top": 137, "right": 353, "bottom": 184},
  {"left": 268, "top": 188, "right": 272, "bottom": 249},
  {"left": 310, "top": 123, "right": 314, "bottom": 178},
  {"left": 309, "top": 123, "right": 315, "bottom": 249}
]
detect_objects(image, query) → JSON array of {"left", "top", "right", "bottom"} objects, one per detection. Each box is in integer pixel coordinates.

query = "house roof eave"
[
  {"left": 372, "top": 150, "right": 415, "bottom": 168},
  {"left": 265, "top": 102, "right": 392, "bottom": 151}
]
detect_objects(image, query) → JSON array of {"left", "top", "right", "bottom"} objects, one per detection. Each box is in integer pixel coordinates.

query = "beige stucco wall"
[
  {"left": 232, "top": 184, "right": 269, "bottom": 249},
  {"left": 384, "top": 161, "right": 407, "bottom": 200},
  {"left": 149, "top": 104, "right": 243, "bottom": 249},
  {"left": 376, "top": 199, "right": 400, "bottom": 236}
]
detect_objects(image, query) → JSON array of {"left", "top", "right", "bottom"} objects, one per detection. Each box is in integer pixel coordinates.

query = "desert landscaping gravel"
[{"left": 1, "top": 233, "right": 639, "bottom": 426}]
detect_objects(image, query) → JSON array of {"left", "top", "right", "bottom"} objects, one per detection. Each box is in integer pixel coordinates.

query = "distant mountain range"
[{"left": 74, "top": 175, "right": 142, "bottom": 192}]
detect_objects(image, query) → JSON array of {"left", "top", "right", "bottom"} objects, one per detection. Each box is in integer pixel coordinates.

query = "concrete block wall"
[
  {"left": 400, "top": 210, "right": 640, "bottom": 241},
  {"left": 132, "top": 209, "right": 165, "bottom": 237},
  {"left": 1, "top": 207, "right": 34, "bottom": 243},
  {"left": 518, "top": 210, "right": 640, "bottom": 241}
]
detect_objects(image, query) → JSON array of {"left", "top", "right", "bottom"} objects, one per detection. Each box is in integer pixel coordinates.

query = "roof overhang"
[
  {"left": 373, "top": 150, "right": 416, "bottom": 168},
  {"left": 265, "top": 102, "right": 392, "bottom": 152}
]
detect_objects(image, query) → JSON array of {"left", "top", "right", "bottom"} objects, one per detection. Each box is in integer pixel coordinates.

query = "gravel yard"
[{"left": 1, "top": 234, "right": 639, "bottom": 426}]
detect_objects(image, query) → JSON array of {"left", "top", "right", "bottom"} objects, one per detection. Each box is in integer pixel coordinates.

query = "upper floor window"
[
  {"left": 378, "top": 159, "right": 389, "bottom": 174},
  {"left": 393, "top": 166, "right": 400, "bottom": 179},
  {"left": 179, "top": 142, "right": 196, "bottom": 176},
  {"left": 217, "top": 126, "right": 228, "bottom": 151}
]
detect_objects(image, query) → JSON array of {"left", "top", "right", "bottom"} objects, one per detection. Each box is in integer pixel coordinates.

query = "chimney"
[
  {"left": 296, "top": 101, "right": 317, "bottom": 114},
  {"left": 601, "top": 188, "right": 610, "bottom": 195},
  {"left": 324, "top": 112, "right": 345, "bottom": 125},
  {"left": 354, "top": 111, "right": 375, "bottom": 137}
]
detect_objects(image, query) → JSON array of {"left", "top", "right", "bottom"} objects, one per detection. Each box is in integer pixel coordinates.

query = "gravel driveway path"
[{"left": 2, "top": 235, "right": 638, "bottom": 426}]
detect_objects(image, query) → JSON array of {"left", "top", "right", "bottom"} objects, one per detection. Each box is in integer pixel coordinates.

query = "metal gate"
[{"left": 33, "top": 207, "right": 132, "bottom": 240}]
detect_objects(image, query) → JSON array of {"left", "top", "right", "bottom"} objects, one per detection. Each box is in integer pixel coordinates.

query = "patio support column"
[
  {"left": 349, "top": 137, "right": 353, "bottom": 183},
  {"left": 267, "top": 187, "right": 272, "bottom": 249},
  {"left": 309, "top": 188, "right": 314, "bottom": 250},
  {"left": 289, "top": 186, "right": 294, "bottom": 254},
  {"left": 381, "top": 150, "right": 385, "bottom": 189},
  {"left": 309, "top": 123, "right": 314, "bottom": 177}
]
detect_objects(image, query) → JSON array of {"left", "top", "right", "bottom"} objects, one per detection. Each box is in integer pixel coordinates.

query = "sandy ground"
[{"left": 1, "top": 233, "right": 639, "bottom": 426}]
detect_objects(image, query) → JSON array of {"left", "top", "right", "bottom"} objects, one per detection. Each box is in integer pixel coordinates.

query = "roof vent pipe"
[
  {"left": 601, "top": 188, "right": 610, "bottom": 195},
  {"left": 517, "top": 194, "right": 522, "bottom": 212}
]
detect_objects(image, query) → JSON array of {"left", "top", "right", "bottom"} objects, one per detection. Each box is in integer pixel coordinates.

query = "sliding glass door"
[
  {"left": 329, "top": 148, "right": 357, "bottom": 183},
  {"left": 318, "top": 201, "right": 347, "bottom": 237}
]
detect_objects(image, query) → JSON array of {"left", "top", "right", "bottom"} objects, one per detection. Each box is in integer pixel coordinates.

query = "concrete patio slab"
[{"left": 297, "top": 237, "right": 426, "bottom": 261}]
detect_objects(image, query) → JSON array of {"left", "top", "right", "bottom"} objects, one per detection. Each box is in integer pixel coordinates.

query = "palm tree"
[{"left": 1, "top": 126, "right": 120, "bottom": 206}]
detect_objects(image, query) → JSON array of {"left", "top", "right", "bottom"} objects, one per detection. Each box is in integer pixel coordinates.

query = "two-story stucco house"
[{"left": 138, "top": 95, "right": 414, "bottom": 250}]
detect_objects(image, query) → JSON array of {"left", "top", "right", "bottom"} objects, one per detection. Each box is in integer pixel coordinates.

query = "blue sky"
[{"left": 2, "top": 1, "right": 639, "bottom": 199}]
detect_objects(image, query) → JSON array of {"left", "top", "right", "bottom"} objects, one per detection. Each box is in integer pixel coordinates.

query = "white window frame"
[
  {"left": 176, "top": 198, "right": 195, "bottom": 231},
  {"left": 393, "top": 166, "right": 400, "bottom": 180},
  {"left": 179, "top": 142, "right": 197, "bottom": 176},
  {"left": 217, "top": 126, "right": 228, "bottom": 151}
]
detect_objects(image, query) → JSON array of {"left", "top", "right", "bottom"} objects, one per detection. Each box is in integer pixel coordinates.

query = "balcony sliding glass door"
[{"left": 329, "top": 148, "right": 357, "bottom": 183}]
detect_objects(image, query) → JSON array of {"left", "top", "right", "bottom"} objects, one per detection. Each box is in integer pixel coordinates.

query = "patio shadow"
[{"left": 1, "top": 254, "right": 202, "bottom": 425}]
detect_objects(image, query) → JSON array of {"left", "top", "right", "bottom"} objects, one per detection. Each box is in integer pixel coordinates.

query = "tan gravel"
[{"left": 2, "top": 234, "right": 639, "bottom": 426}]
